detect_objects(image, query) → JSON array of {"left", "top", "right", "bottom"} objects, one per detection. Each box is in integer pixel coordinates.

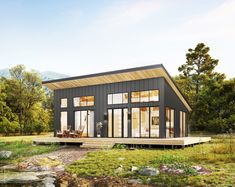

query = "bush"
[
  {"left": 0, "top": 118, "right": 19, "bottom": 136},
  {"left": 113, "top": 144, "right": 128, "bottom": 149}
]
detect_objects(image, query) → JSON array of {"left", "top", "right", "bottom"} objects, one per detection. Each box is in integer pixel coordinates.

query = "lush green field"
[
  {"left": 0, "top": 134, "right": 58, "bottom": 164},
  {"left": 67, "top": 136, "right": 235, "bottom": 187}
]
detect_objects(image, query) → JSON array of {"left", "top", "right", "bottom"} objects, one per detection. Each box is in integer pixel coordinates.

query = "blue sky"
[{"left": 0, "top": 0, "right": 234, "bottom": 78}]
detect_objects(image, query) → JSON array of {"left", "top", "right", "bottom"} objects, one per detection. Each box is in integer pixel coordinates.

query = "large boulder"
[{"left": 0, "top": 151, "right": 12, "bottom": 159}]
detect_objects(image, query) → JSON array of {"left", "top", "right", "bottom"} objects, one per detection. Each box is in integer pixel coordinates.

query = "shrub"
[
  {"left": 113, "top": 144, "right": 128, "bottom": 149},
  {"left": 0, "top": 118, "right": 19, "bottom": 136}
]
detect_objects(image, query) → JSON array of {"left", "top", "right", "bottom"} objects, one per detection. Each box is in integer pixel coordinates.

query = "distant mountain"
[{"left": 0, "top": 68, "right": 69, "bottom": 81}]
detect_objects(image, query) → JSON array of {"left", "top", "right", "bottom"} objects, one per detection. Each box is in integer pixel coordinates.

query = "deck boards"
[{"left": 33, "top": 137, "right": 211, "bottom": 148}]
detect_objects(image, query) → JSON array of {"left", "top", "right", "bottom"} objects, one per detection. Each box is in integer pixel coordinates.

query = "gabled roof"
[{"left": 43, "top": 64, "right": 192, "bottom": 111}]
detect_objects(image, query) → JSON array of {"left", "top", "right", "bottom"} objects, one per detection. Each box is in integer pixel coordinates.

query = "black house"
[{"left": 43, "top": 64, "right": 191, "bottom": 138}]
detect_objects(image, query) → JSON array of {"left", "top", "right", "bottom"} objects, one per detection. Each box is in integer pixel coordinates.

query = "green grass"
[
  {"left": 0, "top": 134, "right": 58, "bottom": 164},
  {"left": 67, "top": 136, "right": 235, "bottom": 187},
  {"left": 0, "top": 133, "right": 53, "bottom": 142}
]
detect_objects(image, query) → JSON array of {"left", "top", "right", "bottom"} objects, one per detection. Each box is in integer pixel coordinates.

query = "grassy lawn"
[
  {"left": 0, "top": 134, "right": 58, "bottom": 165},
  {"left": 0, "top": 133, "right": 53, "bottom": 142},
  {"left": 67, "top": 135, "right": 235, "bottom": 187}
]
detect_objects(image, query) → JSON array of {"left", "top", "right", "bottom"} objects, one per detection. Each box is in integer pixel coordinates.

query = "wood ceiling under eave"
[{"left": 43, "top": 68, "right": 192, "bottom": 111}]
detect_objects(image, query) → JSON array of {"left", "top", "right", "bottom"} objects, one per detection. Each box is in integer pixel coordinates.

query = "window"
[
  {"left": 107, "top": 93, "right": 128, "bottom": 105},
  {"left": 131, "top": 90, "right": 159, "bottom": 103},
  {"left": 150, "top": 90, "right": 159, "bottom": 101},
  {"left": 73, "top": 96, "right": 94, "bottom": 107},
  {"left": 180, "top": 111, "right": 186, "bottom": 137},
  {"left": 131, "top": 108, "right": 140, "bottom": 137},
  {"left": 113, "top": 94, "right": 123, "bottom": 104},
  {"left": 140, "top": 91, "right": 149, "bottom": 102},
  {"left": 73, "top": 97, "right": 80, "bottom": 107},
  {"left": 131, "top": 92, "right": 140, "bottom": 103},
  {"left": 60, "top": 111, "right": 67, "bottom": 131},
  {"left": 60, "top": 98, "right": 67, "bottom": 108},
  {"left": 108, "top": 95, "right": 113, "bottom": 105},
  {"left": 150, "top": 107, "right": 159, "bottom": 138},
  {"left": 87, "top": 96, "right": 94, "bottom": 106},
  {"left": 166, "top": 107, "right": 174, "bottom": 138}
]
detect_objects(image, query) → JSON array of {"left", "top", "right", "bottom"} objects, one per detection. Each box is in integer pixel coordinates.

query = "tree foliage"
[
  {"left": 176, "top": 43, "right": 235, "bottom": 133},
  {"left": 0, "top": 65, "right": 52, "bottom": 135}
]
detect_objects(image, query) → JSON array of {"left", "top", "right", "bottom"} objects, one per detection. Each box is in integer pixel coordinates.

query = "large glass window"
[
  {"left": 180, "top": 111, "right": 186, "bottom": 137},
  {"left": 114, "top": 109, "right": 122, "bottom": 137},
  {"left": 108, "top": 109, "right": 112, "bottom": 137},
  {"left": 60, "top": 111, "right": 67, "bottom": 131},
  {"left": 108, "top": 108, "right": 128, "bottom": 138},
  {"left": 140, "top": 107, "right": 149, "bottom": 137},
  {"left": 131, "top": 108, "right": 140, "bottom": 137},
  {"left": 131, "top": 90, "right": 159, "bottom": 103},
  {"left": 108, "top": 93, "right": 128, "bottom": 105},
  {"left": 123, "top": 109, "right": 128, "bottom": 137},
  {"left": 74, "top": 110, "right": 94, "bottom": 137},
  {"left": 73, "top": 96, "right": 94, "bottom": 107},
  {"left": 61, "top": 98, "right": 67, "bottom": 108},
  {"left": 150, "top": 107, "right": 159, "bottom": 138},
  {"left": 166, "top": 108, "right": 174, "bottom": 138}
]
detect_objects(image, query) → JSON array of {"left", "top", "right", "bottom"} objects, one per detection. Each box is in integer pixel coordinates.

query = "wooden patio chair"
[
  {"left": 63, "top": 130, "right": 70, "bottom": 138},
  {"left": 69, "top": 130, "right": 75, "bottom": 138},
  {"left": 74, "top": 126, "right": 85, "bottom": 138},
  {"left": 56, "top": 130, "right": 63, "bottom": 138}
]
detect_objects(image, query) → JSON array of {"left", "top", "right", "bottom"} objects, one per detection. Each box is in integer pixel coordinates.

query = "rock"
[
  {"left": 115, "top": 165, "right": 123, "bottom": 174},
  {"left": 0, "top": 164, "right": 18, "bottom": 172},
  {"left": 131, "top": 166, "right": 138, "bottom": 172},
  {"left": 192, "top": 165, "right": 211, "bottom": 175},
  {"left": 118, "top": 157, "right": 125, "bottom": 161},
  {"left": 0, "top": 151, "right": 12, "bottom": 159},
  {"left": 54, "top": 165, "right": 65, "bottom": 172},
  {"left": 128, "top": 179, "right": 142, "bottom": 185},
  {"left": 42, "top": 177, "right": 56, "bottom": 187},
  {"left": 192, "top": 166, "right": 202, "bottom": 171},
  {"left": 0, "top": 172, "right": 41, "bottom": 184},
  {"left": 139, "top": 167, "right": 159, "bottom": 176},
  {"left": 47, "top": 156, "right": 58, "bottom": 160}
]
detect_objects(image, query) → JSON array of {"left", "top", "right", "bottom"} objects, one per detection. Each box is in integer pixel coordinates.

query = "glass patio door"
[
  {"left": 74, "top": 110, "right": 94, "bottom": 137},
  {"left": 108, "top": 108, "right": 128, "bottom": 138}
]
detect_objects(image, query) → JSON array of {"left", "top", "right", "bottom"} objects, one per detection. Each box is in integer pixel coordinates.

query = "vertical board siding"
[
  {"left": 53, "top": 77, "right": 188, "bottom": 138},
  {"left": 164, "top": 80, "right": 189, "bottom": 137}
]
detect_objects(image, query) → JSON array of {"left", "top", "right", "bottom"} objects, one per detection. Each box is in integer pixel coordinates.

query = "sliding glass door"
[
  {"left": 131, "top": 107, "right": 160, "bottom": 138},
  {"left": 108, "top": 108, "right": 128, "bottom": 138},
  {"left": 74, "top": 110, "right": 94, "bottom": 137}
]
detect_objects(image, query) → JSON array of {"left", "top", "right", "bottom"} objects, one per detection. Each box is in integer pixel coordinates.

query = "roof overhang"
[{"left": 43, "top": 64, "right": 192, "bottom": 111}]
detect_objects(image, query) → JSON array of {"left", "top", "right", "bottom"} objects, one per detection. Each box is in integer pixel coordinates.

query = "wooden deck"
[{"left": 33, "top": 137, "right": 211, "bottom": 149}]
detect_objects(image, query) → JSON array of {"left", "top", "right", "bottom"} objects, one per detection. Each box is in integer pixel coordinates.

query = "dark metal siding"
[
  {"left": 164, "top": 79, "right": 189, "bottom": 137},
  {"left": 54, "top": 77, "right": 188, "bottom": 138}
]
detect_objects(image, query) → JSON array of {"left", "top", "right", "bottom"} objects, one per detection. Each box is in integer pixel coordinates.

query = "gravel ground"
[{"left": 24, "top": 146, "right": 94, "bottom": 165}]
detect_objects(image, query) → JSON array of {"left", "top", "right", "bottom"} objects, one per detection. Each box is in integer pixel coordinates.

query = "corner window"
[{"left": 60, "top": 98, "right": 67, "bottom": 108}]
